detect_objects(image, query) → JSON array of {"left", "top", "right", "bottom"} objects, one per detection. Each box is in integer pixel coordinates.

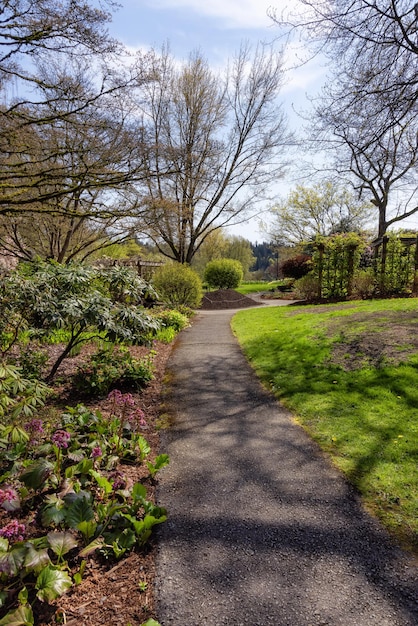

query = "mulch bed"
[{"left": 199, "top": 289, "right": 262, "bottom": 310}]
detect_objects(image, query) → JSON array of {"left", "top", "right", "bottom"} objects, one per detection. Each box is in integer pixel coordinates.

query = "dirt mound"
[{"left": 200, "top": 289, "right": 261, "bottom": 310}]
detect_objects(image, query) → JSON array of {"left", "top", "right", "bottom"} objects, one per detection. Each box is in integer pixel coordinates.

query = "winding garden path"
[{"left": 155, "top": 305, "right": 418, "bottom": 626}]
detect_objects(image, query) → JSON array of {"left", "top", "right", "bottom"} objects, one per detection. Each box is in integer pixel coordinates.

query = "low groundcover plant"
[{"left": 0, "top": 391, "right": 169, "bottom": 624}]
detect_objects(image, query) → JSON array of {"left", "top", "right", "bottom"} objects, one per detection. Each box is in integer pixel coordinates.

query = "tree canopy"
[{"left": 268, "top": 180, "right": 372, "bottom": 245}]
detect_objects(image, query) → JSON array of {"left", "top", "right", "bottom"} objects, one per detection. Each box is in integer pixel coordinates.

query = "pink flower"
[
  {"left": 24, "top": 419, "right": 45, "bottom": 445},
  {"left": 51, "top": 430, "right": 71, "bottom": 449},
  {"left": 91, "top": 446, "right": 103, "bottom": 459},
  {"left": 108, "top": 389, "right": 123, "bottom": 403},
  {"left": 107, "top": 390, "right": 135, "bottom": 407},
  {"left": 0, "top": 520, "right": 26, "bottom": 542},
  {"left": 24, "top": 419, "right": 44, "bottom": 434},
  {"left": 0, "top": 487, "right": 19, "bottom": 511},
  {"left": 0, "top": 487, "right": 17, "bottom": 506},
  {"left": 110, "top": 471, "right": 126, "bottom": 491},
  {"left": 135, "top": 408, "right": 146, "bottom": 424}
]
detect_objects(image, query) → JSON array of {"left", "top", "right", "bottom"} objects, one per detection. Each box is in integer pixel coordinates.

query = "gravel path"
[{"left": 155, "top": 306, "right": 418, "bottom": 626}]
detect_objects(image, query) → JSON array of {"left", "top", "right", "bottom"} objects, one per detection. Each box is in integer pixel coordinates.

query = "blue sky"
[{"left": 107, "top": 0, "right": 326, "bottom": 241}]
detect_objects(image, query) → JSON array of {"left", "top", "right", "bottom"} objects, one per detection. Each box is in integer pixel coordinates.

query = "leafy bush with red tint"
[{"left": 279, "top": 255, "right": 312, "bottom": 279}]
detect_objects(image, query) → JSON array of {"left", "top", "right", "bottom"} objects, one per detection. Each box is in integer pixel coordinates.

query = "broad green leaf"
[
  {"left": 105, "top": 454, "right": 119, "bottom": 470},
  {"left": 20, "top": 460, "right": 53, "bottom": 490},
  {"left": 113, "top": 528, "right": 136, "bottom": 552},
  {"left": 17, "top": 588, "right": 28, "bottom": 605},
  {"left": 95, "top": 502, "right": 123, "bottom": 523},
  {"left": 147, "top": 453, "right": 169, "bottom": 476},
  {"left": 63, "top": 493, "right": 94, "bottom": 528},
  {"left": 47, "top": 532, "right": 78, "bottom": 558},
  {"left": 67, "top": 451, "right": 85, "bottom": 463},
  {"left": 0, "top": 538, "right": 9, "bottom": 552},
  {"left": 0, "top": 604, "right": 34, "bottom": 626},
  {"left": 89, "top": 469, "right": 113, "bottom": 495},
  {"left": 132, "top": 482, "right": 147, "bottom": 502},
  {"left": 41, "top": 502, "right": 66, "bottom": 527},
  {"left": 74, "top": 559, "right": 86, "bottom": 584},
  {"left": 142, "top": 514, "right": 167, "bottom": 529},
  {"left": 122, "top": 513, "right": 166, "bottom": 546},
  {"left": 79, "top": 537, "right": 105, "bottom": 557},
  {"left": 0, "top": 546, "right": 26, "bottom": 577},
  {"left": 122, "top": 513, "right": 144, "bottom": 536},
  {"left": 77, "top": 519, "right": 97, "bottom": 542},
  {"left": 35, "top": 566, "right": 72, "bottom": 602},
  {"left": 137, "top": 436, "right": 151, "bottom": 458},
  {"left": 111, "top": 541, "right": 127, "bottom": 559},
  {"left": 65, "top": 458, "right": 93, "bottom": 478},
  {"left": 28, "top": 536, "right": 49, "bottom": 550},
  {"left": 140, "top": 620, "right": 161, "bottom": 626},
  {"left": 154, "top": 453, "right": 169, "bottom": 470},
  {"left": 23, "top": 544, "right": 50, "bottom": 572}
]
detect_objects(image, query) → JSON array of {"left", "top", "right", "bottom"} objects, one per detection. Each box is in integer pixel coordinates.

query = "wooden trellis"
[{"left": 371, "top": 236, "right": 418, "bottom": 294}]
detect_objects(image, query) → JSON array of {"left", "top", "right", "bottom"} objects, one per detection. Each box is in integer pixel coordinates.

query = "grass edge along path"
[{"left": 231, "top": 298, "right": 418, "bottom": 556}]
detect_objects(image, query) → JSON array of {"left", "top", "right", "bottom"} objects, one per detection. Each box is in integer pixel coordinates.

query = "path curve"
[{"left": 155, "top": 305, "right": 418, "bottom": 626}]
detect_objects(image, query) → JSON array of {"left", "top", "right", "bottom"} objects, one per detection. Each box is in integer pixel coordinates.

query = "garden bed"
[{"left": 1, "top": 340, "right": 173, "bottom": 626}]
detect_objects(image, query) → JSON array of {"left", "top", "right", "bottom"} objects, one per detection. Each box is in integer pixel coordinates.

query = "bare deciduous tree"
[
  {"left": 0, "top": 1, "right": 151, "bottom": 213},
  {"left": 313, "top": 92, "right": 418, "bottom": 238},
  {"left": 272, "top": 0, "right": 418, "bottom": 129},
  {"left": 0, "top": 57, "right": 148, "bottom": 213},
  {"left": 270, "top": 0, "right": 418, "bottom": 237},
  {"left": 133, "top": 44, "right": 291, "bottom": 263}
]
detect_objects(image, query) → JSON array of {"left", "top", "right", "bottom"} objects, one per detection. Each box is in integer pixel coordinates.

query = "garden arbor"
[{"left": 310, "top": 233, "right": 418, "bottom": 300}]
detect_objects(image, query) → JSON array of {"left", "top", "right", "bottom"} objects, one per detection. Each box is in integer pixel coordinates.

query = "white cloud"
[{"left": 146, "top": 0, "right": 288, "bottom": 29}]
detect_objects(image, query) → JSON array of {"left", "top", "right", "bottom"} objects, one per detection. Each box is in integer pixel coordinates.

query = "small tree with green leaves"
[
  {"left": 204, "top": 259, "right": 243, "bottom": 289},
  {"left": 0, "top": 262, "right": 160, "bottom": 381}
]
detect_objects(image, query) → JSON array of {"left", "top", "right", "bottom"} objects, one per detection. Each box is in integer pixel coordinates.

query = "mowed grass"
[
  {"left": 235, "top": 281, "right": 282, "bottom": 295},
  {"left": 231, "top": 298, "right": 418, "bottom": 553}
]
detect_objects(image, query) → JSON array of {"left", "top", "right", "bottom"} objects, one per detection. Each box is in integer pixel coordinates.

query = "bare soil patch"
[
  {"left": 326, "top": 310, "right": 418, "bottom": 370},
  {"left": 200, "top": 288, "right": 262, "bottom": 310}
]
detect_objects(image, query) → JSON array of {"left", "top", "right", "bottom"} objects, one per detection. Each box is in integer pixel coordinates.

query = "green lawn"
[
  {"left": 235, "top": 281, "right": 282, "bottom": 295},
  {"left": 231, "top": 298, "right": 418, "bottom": 553}
]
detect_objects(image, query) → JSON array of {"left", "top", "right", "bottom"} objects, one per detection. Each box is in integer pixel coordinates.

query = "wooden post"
[
  {"left": 414, "top": 236, "right": 418, "bottom": 293},
  {"left": 380, "top": 236, "right": 388, "bottom": 294},
  {"left": 317, "top": 243, "right": 324, "bottom": 300},
  {"left": 347, "top": 244, "right": 356, "bottom": 297}
]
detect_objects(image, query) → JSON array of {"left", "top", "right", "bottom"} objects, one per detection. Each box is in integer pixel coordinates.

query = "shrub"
[
  {"left": 153, "top": 309, "right": 189, "bottom": 332},
  {"left": 152, "top": 263, "right": 202, "bottom": 308},
  {"left": 293, "top": 274, "right": 320, "bottom": 300},
  {"left": 204, "top": 258, "right": 243, "bottom": 289},
  {"left": 0, "top": 262, "right": 160, "bottom": 381},
  {"left": 73, "top": 345, "right": 155, "bottom": 397},
  {"left": 9, "top": 344, "right": 49, "bottom": 380},
  {"left": 352, "top": 270, "right": 376, "bottom": 299},
  {"left": 279, "top": 255, "right": 312, "bottom": 279},
  {"left": 0, "top": 362, "right": 50, "bottom": 425}
]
